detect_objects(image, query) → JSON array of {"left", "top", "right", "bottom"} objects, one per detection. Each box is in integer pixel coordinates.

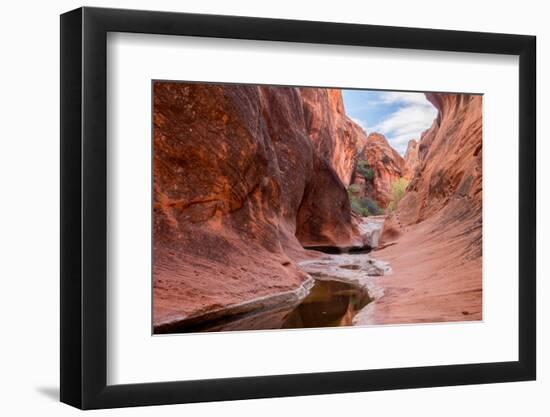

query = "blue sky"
[{"left": 342, "top": 90, "right": 437, "bottom": 155}]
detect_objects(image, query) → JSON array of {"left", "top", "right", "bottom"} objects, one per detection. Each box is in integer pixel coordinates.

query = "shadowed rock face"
[
  {"left": 352, "top": 133, "right": 406, "bottom": 207},
  {"left": 153, "top": 82, "right": 364, "bottom": 329}
]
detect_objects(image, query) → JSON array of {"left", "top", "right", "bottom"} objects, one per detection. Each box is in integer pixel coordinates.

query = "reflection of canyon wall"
[
  {"left": 353, "top": 133, "right": 406, "bottom": 207},
  {"left": 403, "top": 139, "right": 419, "bottom": 179},
  {"left": 153, "top": 83, "right": 365, "bottom": 328},
  {"left": 397, "top": 94, "right": 482, "bottom": 252}
]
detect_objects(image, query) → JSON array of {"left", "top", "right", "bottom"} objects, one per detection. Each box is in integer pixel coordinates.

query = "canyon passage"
[{"left": 153, "top": 83, "right": 482, "bottom": 334}]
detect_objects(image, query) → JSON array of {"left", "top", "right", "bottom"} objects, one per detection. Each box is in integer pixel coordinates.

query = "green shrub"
[
  {"left": 392, "top": 177, "right": 409, "bottom": 200},
  {"left": 363, "top": 197, "right": 383, "bottom": 215},
  {"left": 350, "top": 197, "right": 370, "bottom": 217},
  {"left": 348, "top": 193, "right": 382, "bottom": 217},
  {"left": 387, "top": 177, "right": 409, "bottom": 212},
  {"left": 348, "top": 184, "right": 361, "bottom": 194},
  {"left": 356, "top": 159, "right": 375, "bottom": 181}
]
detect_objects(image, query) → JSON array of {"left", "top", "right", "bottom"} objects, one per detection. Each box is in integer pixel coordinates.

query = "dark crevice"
[{"left": 303, "top": 244, "right": 371, "bottom": 254}]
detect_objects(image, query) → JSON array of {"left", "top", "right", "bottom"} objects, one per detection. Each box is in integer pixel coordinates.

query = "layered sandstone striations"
[
  {"left": 351, "top": 133, "right": 406, "bottom": 207},
  {"left": 153, "top": 83, "right": 365, "bottom": 330},
  {"left": 300, "top": 88, "right": 367, "bottom": 186},
  {"left": 397, "top": 94, "right": 482, "bottom": 231},
  {"left": 360, "top": 93, "right": 483, "bottom": 325}
]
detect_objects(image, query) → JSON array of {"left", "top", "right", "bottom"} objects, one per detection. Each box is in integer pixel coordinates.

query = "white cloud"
[
  {"left": 369, "top": 92, "right": 437, "bottom": 155},
  {"left": 378, "top": 91, "right": 432, "bottom": 106},
  {"left": 388, "top": 134, "right": 421, "bottom": 154}
]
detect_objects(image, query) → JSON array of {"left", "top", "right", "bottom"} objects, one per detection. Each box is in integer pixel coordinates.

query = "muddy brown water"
[
  {"left": 282, "top": 280, "right": 371, "bottom": 328},
  {"left": 163, "top": 279, "right": 371, "bottom": 333}
]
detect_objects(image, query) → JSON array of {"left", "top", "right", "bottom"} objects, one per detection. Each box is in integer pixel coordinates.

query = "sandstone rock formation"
[
  {"left": 366, "top": 93, "right": 483, "bottom": 324},
  {"left": 300, "top": 88, "right": 366, "bottom": 186},
  {"left": 350, "top": 132, "right": 406, "bottom": 208},
  {"left": 397, "top": 94, "right": 482, "bottom": 235},
  {"left": 153, "top": 82, "right": 366, "bottom": 331},
  {"left": 403, "top": 139, "right": 419, "bottom": 179}
]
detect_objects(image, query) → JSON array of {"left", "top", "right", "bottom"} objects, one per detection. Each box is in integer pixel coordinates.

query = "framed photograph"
[{"left": 60, "top": 6, "right": 536, "bottom": 409}]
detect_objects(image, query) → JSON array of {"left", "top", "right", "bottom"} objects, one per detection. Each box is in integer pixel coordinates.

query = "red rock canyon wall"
[
  {"left": 397, "top": 93, "right": 482, "bottom": 249},
  {"left": 300, "top": 88, "right": 366, "bottom": 186},
  {"left": 403, "top": 138, "right": 419, "bottom": 179},
  {"left": 366, "top": 93, "right": 483, "bottom": 324},
  {"left": 153, "top": 83, "right": 366, "bottom": 328},
  {"left": 351, "top": 132, "right": 407, "bottom": 207}
]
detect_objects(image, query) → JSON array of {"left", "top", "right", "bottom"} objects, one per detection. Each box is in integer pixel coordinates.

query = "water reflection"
[
  {"left": 282, "top": 280, "right": 371, "bottom": 328},
  {"left": 163, "top": 279, "right": 371, "bottom": 333}
]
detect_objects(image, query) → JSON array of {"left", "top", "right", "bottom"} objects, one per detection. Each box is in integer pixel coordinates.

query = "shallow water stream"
[
  {"left": 162, "top": 217, "right": 388, "bottom": 333},
  {"left": 282, "top": 279, "right": 371, "bottom": 328},
  {"left": 168, "top": 278, "right": 372, "bottom": 333}
]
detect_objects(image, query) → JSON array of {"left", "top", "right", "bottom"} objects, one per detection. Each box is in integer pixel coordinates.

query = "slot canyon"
[{"left": 152, "top": 82, "right": 482, "bottom": 333}]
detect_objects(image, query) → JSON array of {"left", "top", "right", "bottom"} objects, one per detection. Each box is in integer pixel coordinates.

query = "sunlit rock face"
[
  {"left": 367, "top": 93, "right": 483, "bottom": 325},
  {"left": 403, "top": 139, "right": 419, "bottom": 179},
  {"left": 352, "top": 132, "right": 407, "bottom": 207},
  {"left": 300, "top": 88, "right": 367, "bottom": 186},
  {"left": 153, "top": 83, "right": 364, "bottom": 329},
  {"left": 397, "top": 93, "right": 482, "bottom": 250}
]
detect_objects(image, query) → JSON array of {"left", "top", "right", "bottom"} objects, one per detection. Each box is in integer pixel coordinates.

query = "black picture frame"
[{"left": 60, "top": 6, "right": 536, "bottom": 410}]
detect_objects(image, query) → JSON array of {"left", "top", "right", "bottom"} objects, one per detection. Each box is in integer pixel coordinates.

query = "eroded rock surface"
[
  {"left": 397, "top": 94, "right": 482, "bottom": 231},
  {"left": 300, "top": 88, "right": 367, "bottom": 186},
  {"left": 403, "top": 139, "right": 419, "bottom": 179},
  {"left": 357, "top": 216, "right": 385, "bottom": 248},
  {"left": 364, "top": 93, "right": 483, "bottom": 325},
  {"left": 153, "top": 82, "right": 365, "bottom": 330},
  {"left": 153, "top": 83, "right": 483, "bottom": 330},
  {"left": 351, "top": 133, "right": 407, "bottom": 207}
]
